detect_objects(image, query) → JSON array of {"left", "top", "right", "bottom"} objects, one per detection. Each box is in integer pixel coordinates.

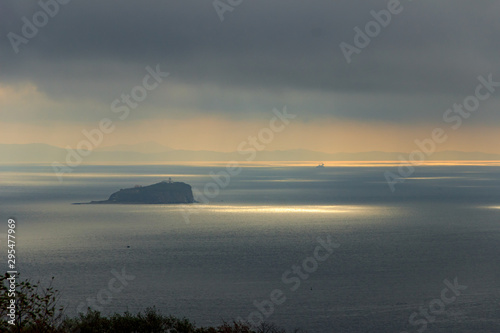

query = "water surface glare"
[{"left": 1, "top": 163, "right": 499, "bottom": 332}]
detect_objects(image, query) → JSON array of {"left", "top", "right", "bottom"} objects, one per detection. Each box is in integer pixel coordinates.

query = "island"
[{"left": 80, "top": 180, "right": 194, "bottom": 204}]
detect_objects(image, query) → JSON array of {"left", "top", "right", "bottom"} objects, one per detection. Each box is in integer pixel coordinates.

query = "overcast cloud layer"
[{"left": 1, "top": 0, "right": 500, "bottom": 126}]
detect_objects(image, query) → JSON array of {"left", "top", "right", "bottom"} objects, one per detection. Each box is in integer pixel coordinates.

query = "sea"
[{"left": 1, "top": 162, "right": 499, "bottom": 332}]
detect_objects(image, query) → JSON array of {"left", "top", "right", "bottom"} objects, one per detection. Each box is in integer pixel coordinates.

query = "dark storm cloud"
[{"left": 1, "top": 0, "right": 499, "bottom": 123}]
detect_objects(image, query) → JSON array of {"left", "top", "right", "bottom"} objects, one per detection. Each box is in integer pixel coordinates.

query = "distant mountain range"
[{"left": 1, "top": 143, "right": 500, "bottom": 163}]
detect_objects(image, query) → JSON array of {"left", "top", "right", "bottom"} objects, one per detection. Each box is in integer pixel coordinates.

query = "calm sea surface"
[{"left": 1, "top": 163, "right": 500, "bottom": 332}]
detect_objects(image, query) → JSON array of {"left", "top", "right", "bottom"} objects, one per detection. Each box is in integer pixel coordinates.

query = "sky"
[{"left": 1, "top": 0, "right": 499, "bottom": 154}]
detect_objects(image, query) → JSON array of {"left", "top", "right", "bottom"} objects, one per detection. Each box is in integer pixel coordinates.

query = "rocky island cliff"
[{"left": 85, "top": 181, "right": 194, "bottom": 204}]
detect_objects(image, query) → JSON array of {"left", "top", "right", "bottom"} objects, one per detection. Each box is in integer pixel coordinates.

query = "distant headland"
[{"left": 76, "top": 180, "right": 194, "bottom": 204}]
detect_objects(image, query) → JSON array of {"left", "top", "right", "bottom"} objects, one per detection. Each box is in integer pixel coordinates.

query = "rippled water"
[{"left": 1, "top": 163, "right": 500, "bottom": 332}]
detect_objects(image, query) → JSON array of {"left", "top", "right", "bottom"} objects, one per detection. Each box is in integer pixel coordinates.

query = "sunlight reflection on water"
[{"left": 200, "top": 204, "right": 374, "bottom": 214}]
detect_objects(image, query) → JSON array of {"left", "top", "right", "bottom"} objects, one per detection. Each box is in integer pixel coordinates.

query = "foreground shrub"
[
  {"left": 1, "top": 275, "right": 305, "bottom": 333},
  {"left": 0, "top": 273, "right": 64, "bottom": 332},
  {"left": 61, "top": 307, "right": 198, "bottom": 333}
]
